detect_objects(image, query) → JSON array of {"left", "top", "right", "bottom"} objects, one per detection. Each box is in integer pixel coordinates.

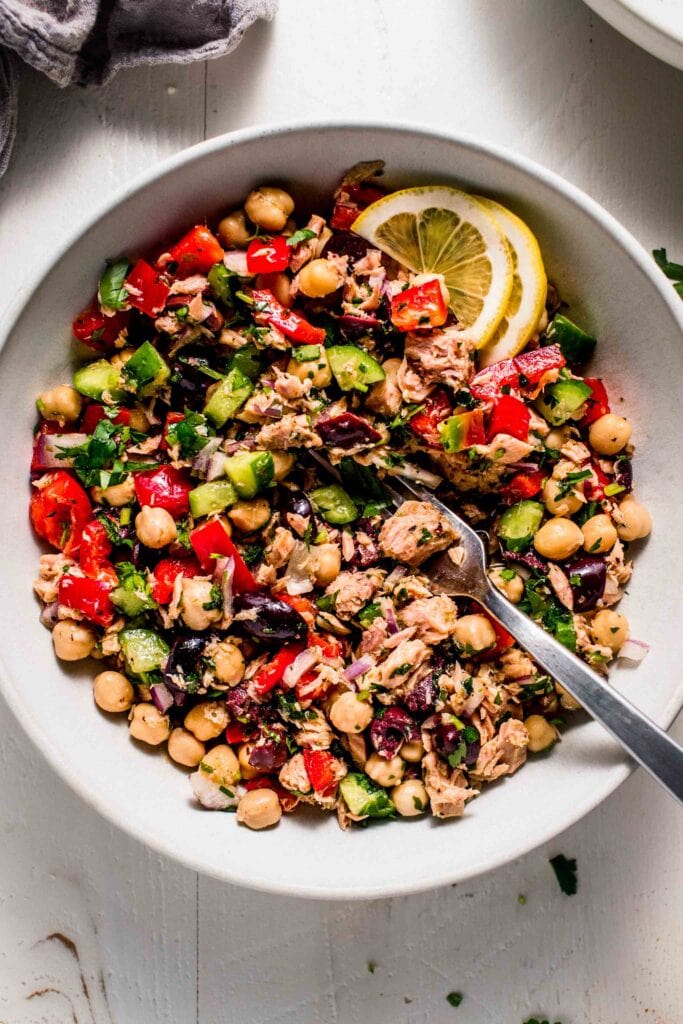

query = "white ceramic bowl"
[
  {"left": 1, "top": 123, "right": 681, "bottom": 899},
  {"left": 583, "top": 0, "right": 683, "bottom": 70}
]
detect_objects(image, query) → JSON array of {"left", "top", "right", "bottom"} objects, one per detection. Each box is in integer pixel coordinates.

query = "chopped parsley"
[
  {"left": 202, "top": 584, "right": 223, "bottom": 611},
  {"left": 390, "top": 662, "right": 412, "bottom": 678},
  {"left": 165, "top": 408, "right": 215, "bottom": 457},
  {"left": 556, "top": 468, "right": 591, "bottom": 498},
  {"left": 367, "top": 961, "right": 377, "bottom": 974},
  {"left": 653, "top": 247, "right": 683, "bottom": 298},
  {"left": 416, "top": 527, "right": 433, "bottom": 547},
  {"left": 549, "top": 853, "right": 577, "bottom": 895},
  {"left": 316, "top": 592, "right": 338, "bottom": 613},
  {"left": 94, "top": 510, "right": 133, "bottom": 549},
  {"left": 499, "top": 567, "right": 517, "bottom": 582},
  {"left": 241, "top": 542, "right": 264, "bottom": 568},
  {"left": 446, "top": 992, "right": 463, "bottom": 1007},
  {"left": 287, "top": 228, "right": 317, "bottom": 248},
  {"left": 358, "top": 601, "right": 382, "bottom": 628},
  {"left": 62, "top": 418, "right": 148, "bottom": 489}
]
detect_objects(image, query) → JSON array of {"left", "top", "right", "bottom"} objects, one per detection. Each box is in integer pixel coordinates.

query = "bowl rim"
[{"left": 1, "top": 119, "right": 681, "bottom": 899}]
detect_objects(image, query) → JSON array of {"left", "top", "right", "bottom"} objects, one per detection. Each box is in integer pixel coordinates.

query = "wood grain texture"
[{"left": 0, "top": 1, "right": 682, "bottom": 1021}]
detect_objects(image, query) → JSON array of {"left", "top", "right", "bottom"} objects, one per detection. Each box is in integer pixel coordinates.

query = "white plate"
[
  {"left": 584, "top": 0, "right": 683, "bottom": 69},
  {"left": 0, "top": 123, "right": 681, "bottom": 899}
]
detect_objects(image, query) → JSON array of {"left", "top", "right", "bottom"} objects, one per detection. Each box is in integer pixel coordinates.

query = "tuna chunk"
[
  {"left": 399, "top": 594, "right": 458, "bottom": 643},
  {"left": 472, "top": 719, "right": 529, "bottom": 782},
  {"left": 325, "top": 568, "right": 383, "bottom": 620},
  {"left": 279, "top": 753, "right": 313, "bottom": 795},
  {"left": 379, "top": 501, "right": 456, "bottom": 566},
  {"left": 364, "top": 638, "right": 431, "bottom": 691},
  {"left": 397, "top": 324, "right": 477, "bottom": 402},
  {"left": 256, "top": 414, "right": 322, "bottom": 450},
  {"left": 422, "top": 751, "right": 479, "bottom": 818}
]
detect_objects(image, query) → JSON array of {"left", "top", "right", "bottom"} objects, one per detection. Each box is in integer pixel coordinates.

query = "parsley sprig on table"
[
  {"left": 549, "top": 853, "right": 578, "bottom": 895},
  {"left": 653, "top": 248, "right": 683, "bottom": 298}
]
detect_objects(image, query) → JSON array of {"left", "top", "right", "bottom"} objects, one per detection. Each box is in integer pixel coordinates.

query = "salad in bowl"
[{"left": 29, "top": 160, "right": 651, "bottom": 833}]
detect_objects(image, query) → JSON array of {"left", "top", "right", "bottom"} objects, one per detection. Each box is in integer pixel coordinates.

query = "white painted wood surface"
[{"left": 1, "top": 1, "right": 682, "bottom": 1020}]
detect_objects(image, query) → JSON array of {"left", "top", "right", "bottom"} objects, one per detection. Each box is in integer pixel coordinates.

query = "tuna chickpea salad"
[{"left": 30, "top": 162, "right": 652, "bottom": 831}]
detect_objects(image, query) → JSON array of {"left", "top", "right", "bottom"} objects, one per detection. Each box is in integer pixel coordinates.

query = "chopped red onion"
[
  {"left": 285, "top": 576, "right": 314, "bottom": 596},
  {"left": 150, "top": 682, "right": 174, "bottom": 714},
  {"left": 385, "top": 605, "right": 398, "bottom": 635},
  {"left": 191, "top": 437, "right": 222, "bottom": 478},
  {"left": 283, "top": 648, "right": 320, "bottom": 687},
  {"left": 617, "top": 638, "right": 650, "bottom": 664},
  {"left": 342, "top": 655, "right": 374, "bottom": 681},
  {"left": 223, "top": 251, "right": 250, "bottom": 276},
  {"left": 206, "top": 451, "right": 228, "bottom": 481},
  {"left": 384, "top": 565, "right": 407, "bottom": 590},
  {"left": 213, "top": 557, "right": 234, "bottom": 620},
  {"left": 33, "top": 432, "right": 88, "bottom": 470}
]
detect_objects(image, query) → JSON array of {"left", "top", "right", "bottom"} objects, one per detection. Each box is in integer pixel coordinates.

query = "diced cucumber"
[
  {"left": 73, "top": 359, "right": 124, "bottom": 401},
  {"left": 339, "top": 773, "right": 395, "bottom": 818},
  {"left": 189, "top": 480, "right": 238, "bottom": 518},
  {"left": 309, "top": 484, "right": 358, "bottom": 525},
  {"left": 547, "top": 315, "right": 596, "bottom": 364},
  {"left": 119, "top": 628, "right": 169, "bottom": 675},
  {"left": 227, "top": 343, "right": 261, "bottom": 381},
  {"left": 535, "top": 378, "right": 593, "bottom": 426},
  {"left": 111, "top": 588, "right": 156, "bottom": 617},
  {"left": 224, "top": 451, "right": 274, "bottom": 500},
  {"left": 497, "top": 500, "right": 544, "bottom": 552},
  {"left": 122, "top": 341, "right": 171, "bottom": 397},
  {"left": 291, "top": 344, "right": 322, "bottom": 363},
  {"left": 203, "top": 367, "right": 254, "bottom": 427},
  {"left": 327, "top": 345, "right": 385, "bottom": 393}
]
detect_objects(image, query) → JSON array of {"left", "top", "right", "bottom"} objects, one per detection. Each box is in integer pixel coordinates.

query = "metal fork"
[{"left": 309, "top": 450, "right": 683, "bottom": 804}]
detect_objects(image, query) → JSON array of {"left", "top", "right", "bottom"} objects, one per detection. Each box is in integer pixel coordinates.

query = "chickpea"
[
  {"left": 400, "top": 738, "right": 425, "bottom": 763},
  {"left": 588, "top": 413, "right": 632, "bottom": 455},
  {"left": 329, "top": 691, "right": 373, "bottom": 734},
  {"left": 244, "top": 186, "right": 295, "bottom": 232},
  {"left": 91, "top": 475, "right": 136, "bottom": 507},
  {"left": 201, "top": 744, "right": 240, "bottom": 786},
  {"left": 237, "top": 788, "right": 282, "bottom": 830},
  {"left": 556, "top": 682, "right": 582, "bottom": 711},
  {"left": 543, "top": 477, "right": 583, "bottom": 517},
  {"left": 613, "top": 496, "right": 652, "bottom": 542},
  {"left": 545, "top": 426, "right": 571, "bottom": 450},
  {"left": 180, "top": 578, "right": 222, "bottom": 632},
  {"left": 271, "top": 451, "right": 295, "bottom": 481},
  {"left": 524, "top": 714, "right": 559, "bottom": 753},
  {"left": 217, "top": 208, "right": 251, "bottom": 249},
  {"left": 581, "top": 513, "right": 618, "bottom": 554},
  {"left": 452, "top": 614, "right": 496, "bottom": 653},
  {"left": 591, "top": 609, "right": 629, "bottom": 652},
  {"left": 184, "top": 701, "right": 229, "bottom": 741},
  {"left": 52, "top": 620, "right": 97, "bottom": 661},
  {"left": 533, "top": 517, "right": 583, "bottom": 560},
  {"left": 256, "top": 271, "right": 292, "bottom": 307},
  {"left": 111, "top": 348, "right": 136, "bottom": 370},
  {"left": 129, "top": 703, "right": 171, "bottom": 746},
  {"left": 228, "top": 498, "right": 271, "bottom": 534},
  {"left": 365, "top": 358, "right": 402, "bottom": 417},
  {"left": 311, "top": 543, "right": 342, "bottom": 587},
  {"left": 135, "top": 505, "right": 177, "bottom": 548},
  {"left": 237, "top": 742, "right": 261, "bottom": 780},
  {"left": 213, "top": 641, "right": 245, "bottom": 685},
  {"left": 366, "top": 753, "right": 405, "bottom": 788},
  {"left": 391, "top": 779, "right": 429, "bottom": 817},
  {"left": 489, "top": 566, "right": 524, "bottom": 604},
  {"left": 93, "top": 670, "right": 134, "bottom": 713},
  {"left": 36, "top": 385, "right": 82, "bottom": 424},
  {"left": 287, "top": 347, "right": 333, "bottom": 389},
  {"left": 167, "top": 727, "right": 205, "bottom": 767},
  {"left": 297, "top": 258, "right": 342, "bottom": 298}
]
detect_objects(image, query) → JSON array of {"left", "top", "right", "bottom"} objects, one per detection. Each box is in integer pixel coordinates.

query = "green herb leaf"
[
  {"left": 165, "top": 408, "right": 215, "bottom": 458},
  {"left": 287, "top": 228, "right": 317, "bottom": 248},
  {"left": 446, "top": 992, "right": 463, "bottom": 1007},
  {"left": 549, "top": 853, "right": 577, "bottom": 895},
  {"left": 98, "top": 258, "right": 131, "bottom": 310},
  {"left": 653, "top": 247, "right": 683, "bottom": 282},
  {"left": 358, "top": 601, "right": 382, "bottom": 628}
]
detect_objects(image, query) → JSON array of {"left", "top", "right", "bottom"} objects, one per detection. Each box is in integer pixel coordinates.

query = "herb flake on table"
[
  {"left": 549, "top": 853, "right": 577, "bottom": 895},
  {"left": 446, "top": 991, "right": 464, "bottom": 1007}
]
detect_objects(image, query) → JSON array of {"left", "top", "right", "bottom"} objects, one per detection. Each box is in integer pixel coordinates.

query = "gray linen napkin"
[{"left": 0, "top": 0, "right": 278, "bottom": 176}]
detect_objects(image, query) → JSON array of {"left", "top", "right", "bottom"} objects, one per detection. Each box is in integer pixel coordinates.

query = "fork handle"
[{"left": 482, "top": 583, "right": 683, "bottom": 805}]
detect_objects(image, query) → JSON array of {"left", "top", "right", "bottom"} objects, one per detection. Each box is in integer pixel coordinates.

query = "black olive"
[
  {"left": 163, "top": 634, "right": 209, "bottom": 688},
  {"left": 234, "top": 592, "right": 308, "bottom": 643},
  {"left": 317, "top": 412, "right": 382, "bottom": 449}
]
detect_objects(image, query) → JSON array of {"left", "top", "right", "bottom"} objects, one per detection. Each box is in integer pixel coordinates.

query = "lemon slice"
[
  {"left": 352, "top": 186, "right": 513, "bottom": 348},
  {"left": 475, "top": 197, "right": 547, "bottom": 367}
]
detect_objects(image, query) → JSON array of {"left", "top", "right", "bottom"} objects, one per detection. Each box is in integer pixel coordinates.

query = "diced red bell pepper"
[
  {"left": 160, "top": 411, "right": 185, "bottom": 450},
  {"left": 29, "top": 470, "right": 92, "bottom": 556},
  {"left": 225, "top": 722, "right": 251, "bottom": 744},
  {"left": 279, "top": 592, "right": 317, "bottom": 625},
  {"left": 409, "top": 388, "right": 453, "bottom": 446},
  {"left": 168, "top": 225, "right": 224, "bottom": 276},
  {"left": 151, "top": 556, "right": 201, "bottom": 604},
  {"left": 302, "top": 749, "right": 337, "bottom": 796},
  {"left": 124, "top": 259, "right": 170, "bottom": 317},
  {"left": 250, "top": 288, "right": 326, "bottom": 345},
  {"left": 499, "top": 470, "right": 545, "bottom": 504},
  {"left": 79, "top": 520, "right": 112, "bottom": 576},
  {"left": 244, "top": 776, "right": 297, "bottom": 812},
  {"left": 58, "top": 573, "right": 114, "bottom": 627},
  {"left": 133, "top": 465, "right": 192, "bottom": 519},
  {"left": 514, "top": 345, "right": 566, "bottom": 386},
  {"left": 470, "top": 607, "right": 515, "bottom": 661},
  {"left": 246, "top": 236, "right": 290, "bottom": 274},
  {"left": 470, "top": 345, "right": 566, "bottom": 400},
  {"left": 440, "top": 409, "right": 487, "bottom": 452},
  {"left": 584, "top": 461, "right": 610, "bottom": 501},
  {"left": 72, "top": 303, "right": 130, "bottom": 352},
  {"left": 390, "top": 278, "right": 448, "bottom": 332},
  {"left": 330, "top": 183, "right": 386, "bottom": 230},
  {"left": 295, "top": 670, "right": 328, "bottom": 704},
  {"left": 189, "top": 519, "right": 257, "bottom": 592},
  {"left": 252, "top": 642, "right": 305, "bottom": 697},
  {"left": 469, "top": 359, "right": 521, "bottom": 400},
  {"left": 80, "top": 404, "right": 131, "bottom": 435},
  {"left": 307, "top": 631, "right": 343, "bottom": 660},
  {"left": 488, "top": 394, "right": 531, "bottom": 442},
  {"left": 579, "top": 378, "right": 610, "bottom": 427}
]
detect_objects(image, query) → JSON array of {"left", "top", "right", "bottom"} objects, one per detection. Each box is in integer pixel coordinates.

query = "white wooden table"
[{"left": 1, "top": 2, "right": 682, "bottom": 1021}]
